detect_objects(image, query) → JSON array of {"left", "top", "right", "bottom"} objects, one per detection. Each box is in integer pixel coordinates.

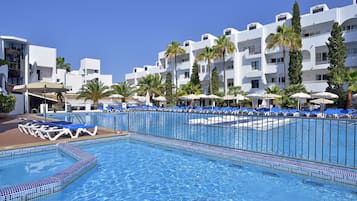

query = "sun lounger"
[{"left": 37, "top": 123, "right": 98, "bottom": 141}]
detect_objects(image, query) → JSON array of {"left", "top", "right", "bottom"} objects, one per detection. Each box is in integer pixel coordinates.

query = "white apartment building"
[
  {"left": 125, "top": 1, "right": 357, "bottom": 95},
  {"left": 0, "top": 36, "right": 112, "bottom": 114}
]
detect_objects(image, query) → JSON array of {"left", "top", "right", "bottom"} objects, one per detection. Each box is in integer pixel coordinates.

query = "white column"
[{"left": 24, "top": 45, "right": 29, "bottom": 113}]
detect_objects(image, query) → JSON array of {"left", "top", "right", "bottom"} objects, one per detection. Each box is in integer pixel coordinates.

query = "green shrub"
[{"left": 0, "top": 93, "right": 16, "bottom": 113}]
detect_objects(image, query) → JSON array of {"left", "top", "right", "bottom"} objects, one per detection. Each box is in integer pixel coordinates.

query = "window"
[
  {"left": 227, "top": 64, "right": 234, "bottom": 70},
  {"left": 144, "top": 67, "right": 148, "bottom": 71},
  {"left": 37, "top": 70, "right": 41, "bottom": 80},
  {"left": 315, "top": 74, "right": 322, "bottom": 80},
  {"left": 249, "top": 25, "right": 256, "bottom": 30},
  {"left": 316, "top": 52, "right": 328, "bottom": 63},
  {"left": 269, "top": 57, "right": 284, "bottom": 64},
  {"left": 316, "top": 74, "right": 328, "bottom": 80},
  {"left": 343, "top": 24, "right": 357, "bottom": 32},
  {"left": 184, "top": 72, "right": 190, "bottom": 79},
  {"left": 251, "top": 61, "right": 259, "bottom": 70},
  {"left": 225, "top": 30, "right": 231, "bottom": 36},
  {"left": 347, "top": 47, "right": 357, "bottom": 56},
  {"left": 251, "top": 80, "right": 259, "bottom": 88},
  {"left": 201, "top": 65, "right": 205, "bottom": 73},
  {"left": 312, "top": 7, "right": 324, "bottom": 14},
  {"left": 278, "top": 77, "right": 285, "bottom": 83},
  {"left": 271, "top": 78, "right": 275, "bottom": 83},
  {"left": 277, "top": 15, "right": 287, "bottom": 22},
  {"left": 203, "top": 36, "right": 208, "bottom": 40},
  {"left": 94, "top": 70, "right": 98, "bottom": 73},
  {"left": 56, "top": 79, "right": 60, "bottom": 83},
  {"left": 227, "top": 79, "right": 234, "bottom": 87},
  {"left": 184, "top": 42, "right": 189, "bottom": 47}
]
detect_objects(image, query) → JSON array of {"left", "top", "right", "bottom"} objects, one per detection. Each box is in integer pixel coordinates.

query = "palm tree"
[
  {"left": 265, "top": 85, "right": 283, "bottom": 95},
  {"left": 197, "top": 47, "right": 216, "bottom": 94},
  {"left": 56, "top": 57, "right": 71, "bottom": 72},
  {"left": 111, "top": 81, "right": 136, "bottom": 102},
  {"left": 137, "top": 74, "right": 164, "bottom": 102},
  {"left": 181, "top": 81, "right": 201, "bottom": 95},
  {"left": 77, "top": 81, "right": 111, "bottom": 107},
  {"left": 266, "top": 23, "right": 301, "bottom": 87},
  {"left": 345, "top": 68, "right": 357, "bottom": 109},
  {"left": 228, "top": 86, "right": 246, "bottom": 96},
  {"left": 165, "top": 41, "right": 186, "bottom": 94},
  {"left": 213, "top": 35, "right": 236, "bottom": 95}
]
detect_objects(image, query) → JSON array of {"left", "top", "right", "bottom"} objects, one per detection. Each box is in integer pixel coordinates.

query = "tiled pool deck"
[{"left": 1, "top": 133, "right": 356, "bottom": 200}]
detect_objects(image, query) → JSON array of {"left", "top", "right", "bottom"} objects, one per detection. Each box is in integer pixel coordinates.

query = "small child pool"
[{"left": 0, "top": 150, "right": 75, "bottom": 188}]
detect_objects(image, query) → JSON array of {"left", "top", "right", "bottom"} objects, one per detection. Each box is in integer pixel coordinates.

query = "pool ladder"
[{"left": 72, "top": 113, "right": 85, "bottom": 124}]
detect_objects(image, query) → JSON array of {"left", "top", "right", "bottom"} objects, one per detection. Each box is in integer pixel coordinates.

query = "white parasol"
[
  {"left": 312, "top": 92, "right": 338, "bottom": 99},
  {"left": 290, "top": 92, "right": 311, "bottom": 110}
]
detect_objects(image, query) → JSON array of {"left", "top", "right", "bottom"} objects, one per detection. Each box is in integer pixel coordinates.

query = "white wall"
[
  {"left": 9, "top": 94, "right": 24, "bottom": 115},
  {"left": 80, "top": 58, "right": 100, "bottom": 72}
]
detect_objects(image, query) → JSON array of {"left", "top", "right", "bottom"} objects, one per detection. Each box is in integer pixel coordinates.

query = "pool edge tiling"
[
  {"left": 129, "top": 133, "right": 357, "bottom": 188},
  {"left": 0, "top": 143, "right": 97, "bottom": 201}
]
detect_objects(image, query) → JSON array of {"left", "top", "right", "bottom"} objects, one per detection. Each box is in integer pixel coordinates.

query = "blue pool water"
[
  {"left": 39, "top": 140, "right": 356, "bottom": 201},
  {"left": 0, "top": 150, "right": 75, "bottom": 188},
  {"left": 47, "top": 111, "right": 357, "bottom": 168}
]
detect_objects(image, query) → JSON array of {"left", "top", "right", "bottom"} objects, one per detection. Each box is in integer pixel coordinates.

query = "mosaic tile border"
[
  {"left": 0, "top": 143, "right": 97, "bottom": 201},
  {"left": 129, "top": 133, "right": 357, "bottom": 188}
]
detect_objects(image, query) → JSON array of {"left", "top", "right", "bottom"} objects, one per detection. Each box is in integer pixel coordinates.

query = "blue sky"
[{"left": 1, "top": 0, "right": 352, "bottom": 82}]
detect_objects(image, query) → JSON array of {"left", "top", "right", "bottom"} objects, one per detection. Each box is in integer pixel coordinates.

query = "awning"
[{"left": 28, "top": 93, "right": 58, "bottom": 102}]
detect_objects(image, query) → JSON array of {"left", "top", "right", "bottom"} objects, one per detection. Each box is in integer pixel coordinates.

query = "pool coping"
[
  {"left": 129, "top": 133, "right": 357, "bottom": 188},
  {"left": 0, "top": 143, "right": 97, "bottom": 201}
]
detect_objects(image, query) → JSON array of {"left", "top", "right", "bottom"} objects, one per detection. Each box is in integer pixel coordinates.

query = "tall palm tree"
[
  {"left": 345, "top": 68, "right": 357, "bottom": 109},
  {"left": 213, "top": 35, "right": 236, "bottom": 95},
  {"left": 197, "top": 47, "right": 216, "bottom": 94},
  {"left": 56, "top": 57, "right": 71, "bottom": 72},
  {"left": 266, "top": 23, "right": 301, "bottom": 87},
  {"left": 77, "top": 81, "right": 111, "bottom": 107},
  {"left": 137, "top": 74, "right": 164, "bottom": 101},
  {"left": 111, "top": 81, "right": 136, "bottom": 102},
  {"left": 165, "top": 41, "right": 186, "bottom": 94}
]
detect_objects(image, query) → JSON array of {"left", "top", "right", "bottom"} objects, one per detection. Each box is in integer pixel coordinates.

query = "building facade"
[
  {"left": 125, "top": 1, "right": 357, "bottom": 95},
  {"left": 0, "top": 37, "right": 112, "bottom": 114}
]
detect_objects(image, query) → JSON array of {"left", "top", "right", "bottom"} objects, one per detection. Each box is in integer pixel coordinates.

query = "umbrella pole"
[{"left": 44, "top": 86, "right": 47, "bottom": 122}]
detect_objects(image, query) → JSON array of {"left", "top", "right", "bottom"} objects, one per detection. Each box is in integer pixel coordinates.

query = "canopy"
[
  {"left": 290, "top": 92, "right": 311, "bottom": 110},
  {"left": 246, "top": 93, "right": 262, "bottom": 99},
  {"left": 222, "top": 95, "right": 235, "bottom": 100},
  {"left": 204, "top": 94, "right": 222, "bottom": 99},
  {"left": 13, "top": 81, "right": 69, "bottom": 93},
  {"left": 310, "top": 98, "right": 334, "bottom": 105},
  {"left": 153, "top": 96, "right": 167, "bottom": 102},
  {"left": 179, "top": 94, "right": 200, "bottom": 100},
  {"left": 262, "top": 93, "right": 282, "bottom": 100},
  {"left": 312, "top": 92, "right": 338, "bottom": 99},
  {"left": 13, "top": 81, "right": 69, "bottom": 121},
  {"left": 235, "top": 94, "right": 248, "bottom": 101},
  {"left": 290, "top": 92, "right": 311, "bottom": 99},
  {"left": 109, "top": 94, "right": 124, "bottom": 98}
]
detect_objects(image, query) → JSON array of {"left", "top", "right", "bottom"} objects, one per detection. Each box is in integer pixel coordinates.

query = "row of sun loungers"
[
  {"left": 18, "top": 119, "right": 97, "bottom": 141},
  {"left": 155, "top": 106, "right": 357, "bottom": 118}
]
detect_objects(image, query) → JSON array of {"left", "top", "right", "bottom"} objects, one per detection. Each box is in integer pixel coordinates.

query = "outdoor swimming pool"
[
  {"left": 38, "top": 140, "right": 356, "bottom": 201},
  {"left": 47, "top": 111, "right": 357, "bottom": 168},
  {"left": 0, "top": 150, "right": 75, "bottom": 188}
]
